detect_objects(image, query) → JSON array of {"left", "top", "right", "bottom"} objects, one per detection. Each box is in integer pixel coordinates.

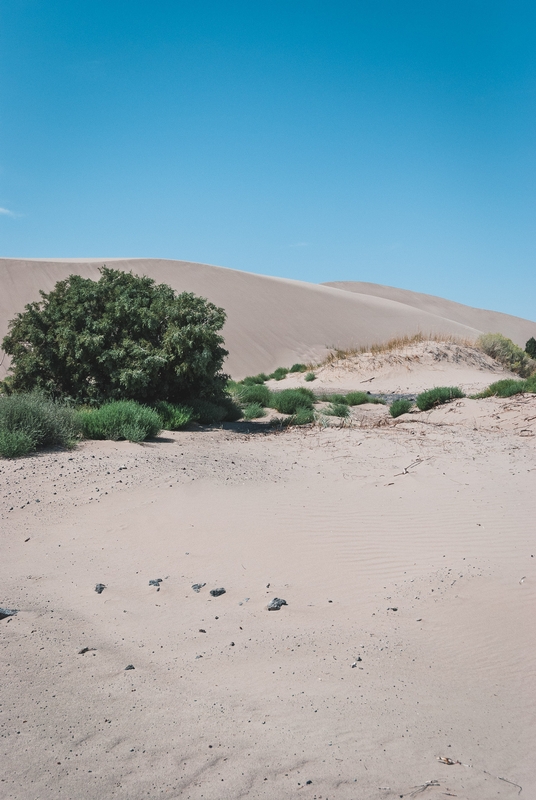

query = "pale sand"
[
  {"left": 1, "top": 258, "right": 535, "bottom": 379},
  {"left": 1, "top": 389, "right": 535, "bottom": 799}
]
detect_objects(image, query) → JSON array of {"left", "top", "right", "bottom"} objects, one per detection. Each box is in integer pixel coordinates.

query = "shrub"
[
  {"left": 289, "top": 363, "right": 307, "bottom": 373},
  {"left": 273, "top": 407, "right": 315, "bottom": 427},
  {"left": 345, "top": 391, "right": 385, "bottom": 405},
  {"left": 269, "top": 388, "right": 314, "bottom": 414},
  {"left": 78, "top": 401, "right": 161, "bottom": 442},
  {"left": 234, "top": 384, "right": 271, "bottom": 406},
  {"left": 2, "top": 266, "right": 229, "bottom": 405},
  {"left": 270, "top": 367, "right": 289, "bottom": 381},
  {"left": 242, "top": 373, "right": 268, "bottom": 385},
  {"left": 477, "top": 333, "right": 536, "bottom": 378},
  {"left": 0, "top": 429, "right": 35, "bottom": 458},
  {"left": 304, "top": 372, "right": 316, "bottom": 382},
  {"left": 525, "top": 337, "right": 536, "bottom": 359},
  {"left": 189, "top": 399, "right": 227, "bottom": 424},
  {"left": 242, "top": 402, "right": 266, "bottom": 420},
  {"left": 326, "top": 393, "right": 348, "bottom": 404},
  {"left": 389, "top": 399, "right": 413, "bottom": 418},
  {"left": 154, "top": 401, "right": 194, "bottom": 430},
  {"left": 0, "top": 393, "right": 80, "bottom": 457},
  {"left": 325, "top": 402, "right": 350, "bottom": 418},
  {"left": 218, "top": 396, "right": 243, "bottom": 422},
  {"left": 416, "top": 386, "right": 465, "bottom": 411}
]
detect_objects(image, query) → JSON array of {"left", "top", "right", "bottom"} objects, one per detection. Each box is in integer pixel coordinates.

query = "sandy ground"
[{"left": 1, "top": 388, "right": 535, "bottom": 800}]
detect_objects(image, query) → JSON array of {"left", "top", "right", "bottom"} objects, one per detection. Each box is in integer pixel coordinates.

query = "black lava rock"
[
  {"left": 192, "top": 583, "right": 206, "bottom": 593},
  {"left": 125, "top": 664, "right": 135, "bottom": 670},
  {"left": 0, "top": 607, "right": 17, "bottom": 620},
  {"left": 149, "top": 579, "right": 163, "bottom": 587},
  {"left": 210, "top": 588, "right": 226, "bottom": 597},
  {"left": 267, "top": 598, "right": 287, "bottom": 611},
  {"left": 95, "top": 584, "right": 106, "bottom": 594}
]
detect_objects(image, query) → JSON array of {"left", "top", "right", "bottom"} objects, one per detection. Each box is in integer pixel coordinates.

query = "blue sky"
[{"left": 0, "top": 1, "right": 534, "bottom": 319}]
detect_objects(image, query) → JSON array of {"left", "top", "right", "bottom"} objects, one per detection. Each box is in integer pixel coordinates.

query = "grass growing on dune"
[
  {"left": 415, "top": 386, "right": 465, "bottom": 411},
  {"left": 322, "top": 332, "right": 475, "bottom": 366},
  {"left": 389, "top": 399, "right": 413, "bottom": 418},
  {"left": 0, "top": 393, "right": 80, "bottom": 458},
  {"left": 78, "top": 401, "right": 161, "bottom": 442},
  {"left": 473, "top": 376, "right": 536, "bottom": 399},
  {"left": 242, "top": 402, "right": 266, "bottom": 420}
]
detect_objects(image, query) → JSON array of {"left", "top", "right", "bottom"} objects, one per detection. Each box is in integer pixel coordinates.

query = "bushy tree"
[
  {"left": 2, "top": 267, "right": 229, "bottom": 404},
  {"left": 526, "top": 337, "right": 536, "bottom": 359}
]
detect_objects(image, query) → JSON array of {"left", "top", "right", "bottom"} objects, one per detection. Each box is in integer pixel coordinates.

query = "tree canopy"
[{"left": 2, "top": 267, "right": 229, "bottom": 404}]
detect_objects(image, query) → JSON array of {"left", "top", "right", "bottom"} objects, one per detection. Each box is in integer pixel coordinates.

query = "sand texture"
[
  {"left": 1, "top": 258, "right": 535, "bottom": 379},
  {"left": 2, "top": 389, "right": 535, "bottom": 799}
]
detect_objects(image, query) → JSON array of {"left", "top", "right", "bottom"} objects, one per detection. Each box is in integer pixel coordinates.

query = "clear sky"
[{"left": 1, "top": 1, "right": 534, "bottom": 319}]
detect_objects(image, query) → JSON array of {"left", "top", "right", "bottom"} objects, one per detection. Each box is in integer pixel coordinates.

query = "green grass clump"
[
  {"left": 325, "top": 402, "right": 350, "bottom": 418},
  {"left": 154, "top": 401, "right": 194, "bottom": 430},
  {"left": 269, "top": 388, "right": 314, "bottom": 414},
  {"left": 416, "top": 386, "right": 465, "bottom": 411},
  {"left": 474, "top": 376, "right": 536, "bottom": 398},
  {"left": 234, "top": 384, "right": 271, "bottom": 406},
  {"left": 273, "top": 407, "right": 315, "bottom": 427},
  {"left": 242, "top": 402, "right": 266, "bottom": 420},
  {"left": 477, "top": 333, "right": 536, "bottom": 377},
  {"left": 0, "top": 429, "right": 35, "bottom": 458},
  {"left": 345, "top": 391, "right": 385, "bottom": 406},
  {"left": 389, "top": 399, "right": 413, "bottom": 418},
  {"left": 289, "top": 363, "right": 307, "bottom": 373},
  {"left": 242, "top": 373, "right": 269, "bottom": 385},
  {"left": 270, "top": 367, "right": 289, "bottom": 381},
  {"left": 304, "top": 372, "right": 316, "bottom": 382},
  {"left": 0, "top": 393, "right": 80, "bottom": 458},
  {"left": 78, "top": 400, "right": 161, "bottom": 442}
]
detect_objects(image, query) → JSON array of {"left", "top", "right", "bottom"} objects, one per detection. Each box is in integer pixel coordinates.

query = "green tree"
[
  {"left": 2, "top": 267, "right": 229, "bottom": 405},
  {"left": 525, "top": 337, "right": 536, "bottom": 359}
]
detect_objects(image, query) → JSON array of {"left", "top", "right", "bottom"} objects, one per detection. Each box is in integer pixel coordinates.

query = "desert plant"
[
  {"left": 78, "top": 400, "right": 161, "bottom": 442},
  {"left": 234, "top": 384, "right": 271, "bottom": 406},
  {"left": 473, "top": 377, "right": 536, "bottom": 398},
  {"left": 304, "top": 372, "right": 316, "bottom": 382},
  {"left": 525, "top": 337, "right": 536, "bottom": 359},
  {"left": 345, "top": 391, "right": 385, "bottom": 405},
  {"left": 477, "top": 333, "right": 536, "bottom": 377},
  {"left": 270, "top": 367, "right": 289, "bottom": 381},
  {"left": 241, "top": 373, "right": 269, "bottom": 385},
  {"left": 242, "top": 402, "right": 266, "bottom": 420},
  {"left": 325, "top": 402, "right": 350, "bottom": 417},
  {"left": 153, "top": 401, "right": 194, "bottom": 430},
  {"left": 2, "top": 266, "right": 229, "bottom": 405},
  {"left": 289, "top": 363, "right": 307, "bottom": 373},
  {"left": 269, "top": 388, "right": 314, "bottom": 414},
  {"left": 0, "top": 393, "right": 80, "bottom": 458},
  {"left": 416, "top": 386, "right": 465, "bottom": 411},
  {"left": 0, "top": 429, "right": 36, "bottom": 458},
  {"left": 389, "top": 398, "right": 413, "bottom": 418}
]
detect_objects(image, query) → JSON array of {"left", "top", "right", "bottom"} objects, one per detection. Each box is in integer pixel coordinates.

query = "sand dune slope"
[
  {"left": 2, "top": 258, "right": 534, "bottom": 379},
  {"left": 324, "top": 280, "right": 535, "bottom": 347}
]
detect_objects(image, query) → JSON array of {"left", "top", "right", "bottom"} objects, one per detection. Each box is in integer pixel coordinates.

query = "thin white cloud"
[{"left": 0, "top": 207, "right": 15, "bottom": 217}]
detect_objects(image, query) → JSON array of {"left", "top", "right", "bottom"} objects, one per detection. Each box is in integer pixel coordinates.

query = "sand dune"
[{"left": 2, "top": 258, "right": 535, "bottom": 379}]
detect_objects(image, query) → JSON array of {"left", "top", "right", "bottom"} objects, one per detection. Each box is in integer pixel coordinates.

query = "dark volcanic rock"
[
  {"left": 267, "top": 598, "right": 287, "bottom": 611},
  {"left": 0, "top": 607, "right": 17, "bottom": 620},
  {"left": 210, "top": 588, "right": 226, "bottom": 597},
  {"left": 149, "top": 579, "right": 163, "bottom": 587},
  {"left": 95, "top": 584, "right": 106, "bottom": 594},
  {"left": 125, "top": 664, "right": 135, "bottom": 670},
  {"left": 192, "top": 583, "right": 206, "bottom": 593}
]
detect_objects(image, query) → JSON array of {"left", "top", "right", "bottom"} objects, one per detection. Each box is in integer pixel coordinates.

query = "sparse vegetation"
[
  {"left": 270, "top": 367, "right": 289, "bottom": 381},
  {"left": 477, "top": 333, "right": 536, "bottom": 378},
  {"left": 233, "top": 384, "right": 271, "bottom": 406},
  {"left": 389, "top": 398, "right": 413, "bottom": 418},
  {"left": 289, "top": 363, "right": 307, "bottom": 373},
  {"left": 242, "top": 402, "right": 266, "bottom": 420},
  {"left": 304, "top": 372, "right": 316, "bottom": 382},
  {"left": 154, "top": 401, "right": 194, "bottom": 430},
  {"left": 322, "top": 332, "right": 474, "bottom": 365},
  {"left": 269, "top": 388, "right": 314, "bottom": 414},
  {"left": 0, "top": 393, "right": 80, "bottom": 458},
  {"left": 78, "top": 400, "right": 161, "bottom": 442},
  {"left": 241, "top": 373, "right": 269, "bottom": 385},
  {"left": 345, "top": 391, "right": 385, "bottom": 406},
  {"left": 416, "top": 386, "right": 465, "bottom": 411},
  {"left": 325, "top": 402, "right": 350, "bottom": 418},
  {"left": 473, "top": 376, "right": 536, "bottom": 398}
]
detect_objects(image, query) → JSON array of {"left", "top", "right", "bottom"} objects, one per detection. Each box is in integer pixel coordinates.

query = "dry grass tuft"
[{"left": 320, "top": 332, "right": 476, "bottom": 367}]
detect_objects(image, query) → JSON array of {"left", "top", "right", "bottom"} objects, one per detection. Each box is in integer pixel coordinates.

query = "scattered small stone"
[
  {"left": 149, "top": 579, "right": 163, "bottom": 587},
  {"left": 230, "top": 642, "right": 235, "bottom": 646},
  {"left": 124, "top": 664, "right": 135, "bottom": 670},
  {"left": 388, "top": 607, "right": 398, "bottom": 611},
  {"left": 24, "top": 538, "right": 30, "bottom": 542},
  {"left": 351, "top": 657, "right": 362, "bottom": 667},
  {"left": 306, "top": 780, "right": 312, "bottom": 785},
  {"left": 78, "top": 647, "right": 96, "bottom": 655},
  {"left": 0, "top": 608, "right": 17, "bottom": 620},
  {"left": 195, "top": 655, "right": 203, "bottom": 659},
  {"left": 199, "top": 629, "right": 206, "bottom": 633},
  {"left": 267, "top": 598, "right": 287, "bottom": 611},
  {"left": 95, "top": 584, "right": 106, "bottom": 594},
  {"left": 192, "top": 583, "right": 206, "bottom": 593},
  {"left": 210, "top": 588, "right": 226, "bottom": 597}
]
